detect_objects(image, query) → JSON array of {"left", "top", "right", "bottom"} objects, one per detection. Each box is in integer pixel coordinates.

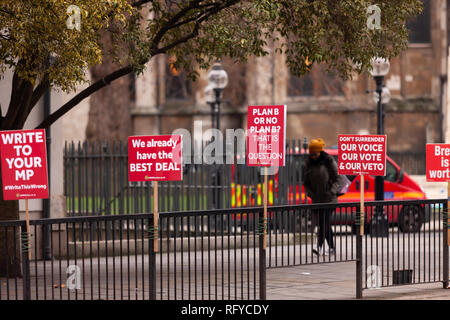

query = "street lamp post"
[
  {"left": 369, "top": 57, "right": 391, "bottom": 237},
  {"left": 204, "top": 84, "right": 215, "bottom": 129},
  {"left": 206, "top": 62, "right": 228, "bottom": 131},
  {"left": 205, "top": 62, "right": 228, "bottom": 210}
]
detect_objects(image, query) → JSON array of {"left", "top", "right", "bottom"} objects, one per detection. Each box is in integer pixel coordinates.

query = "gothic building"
[{"left": 104, "top": 0, "right": 444, "bottom": 174}]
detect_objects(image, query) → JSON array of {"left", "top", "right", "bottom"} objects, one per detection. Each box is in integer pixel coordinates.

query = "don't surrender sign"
[{"left": 338, "top": 134, "right": 386, "bottom": 176}]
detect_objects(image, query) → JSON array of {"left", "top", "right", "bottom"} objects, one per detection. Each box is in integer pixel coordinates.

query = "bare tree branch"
[
  {"left": 36, "top": 0, "right": 241, "bottom": 130},
  {"left": 3, "top": 71, "right": 34, "bottom": 130},
  {"left": 36, "top": 66, "right": 133, "bottom": 129},
  {"left": 131, "top": 0, "right": 154, "bottom": 8},
  {"left": 150, "top": 0, "right": 203, "bottom": 51},
  {"left": 153, "top": 22, "right": 200, "bottom": 54},
  {"left": 30, "top": 76, "right": 50, "bottom": 110}
]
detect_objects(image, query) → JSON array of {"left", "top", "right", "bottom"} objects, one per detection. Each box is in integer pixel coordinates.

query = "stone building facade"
[
  {"left": 126, "top": 0, "right": 448, "bottom": 168},
  {"left": 0, "top": 0, "right": 447, "bottom": 222}
]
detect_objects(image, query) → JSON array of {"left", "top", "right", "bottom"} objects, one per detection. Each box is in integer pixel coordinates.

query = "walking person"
[{"left": 302, "top": 138, "right": 340, "bottom": 256}]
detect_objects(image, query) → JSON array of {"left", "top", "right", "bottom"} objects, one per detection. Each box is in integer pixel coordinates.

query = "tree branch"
[
  {"left": 153, "top": 22, "right": 200, "bottom": 54},
  {"left": 30, "top": 76, "right": 50, "bottom": 110},
  {"left": 131, "top": 0, "right": 154, "bottom": 7},
  {"left": 0, "top": 7, "right": 15, "bottom": 17},
  {"left": 36, "top": 66, "right": 133, "bottom": 129},
  {"left": 8, "top": 76, "right": 52, "bottom": 129},
  {"left": 3, "top": 71, "right": 34, "bottom": 130},
  {"left": 36, "top": 0, "right": 241, "bottom": 130},
  {"left": 151, "top": 0, "right": 239, "bottom": 54},
  {"left": 150, "top": 0, "right": 203, "bottom": 51}
]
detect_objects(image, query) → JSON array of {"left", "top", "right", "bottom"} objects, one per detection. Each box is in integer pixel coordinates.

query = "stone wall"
[{"left": 97, "top": 0, "right": 447, "bottom": 155}]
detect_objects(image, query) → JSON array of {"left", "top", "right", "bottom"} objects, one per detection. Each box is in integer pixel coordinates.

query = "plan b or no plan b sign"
[
  {"left": 247, "top": 105, "right": 287, "bottom": 167},
  {"left": 338, "top": 134, "right": 386, "bottom": 176}
]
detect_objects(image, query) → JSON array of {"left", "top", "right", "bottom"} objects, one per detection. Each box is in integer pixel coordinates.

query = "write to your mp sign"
[
  {"left": 247, "top": 105, "right": 287, "bottom": 167},
  {"left": 338, "top": 135, "right": 386, "bottom": 176},
  {"left": 0, "top": 129, "right": 49, "bottom": 200},
  {"left": 128, "top": 135, "right": 182, "bottom": 181},
  {"left": 426, "top": 144, "right": 450, "bottom": 181}
]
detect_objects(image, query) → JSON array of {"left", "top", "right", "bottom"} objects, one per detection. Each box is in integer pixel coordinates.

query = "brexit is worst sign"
[
  {"left": 426, "top": 144, "right": 450, "bottom": 182},
  {"left": 0, "top": 129, "right": 49, "bottom": 200}
]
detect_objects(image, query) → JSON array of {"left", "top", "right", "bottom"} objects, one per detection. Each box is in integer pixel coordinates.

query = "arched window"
[
  {"left": 288, "top": 64, "right": 344, "bottom": 97},
  {"left": 407, "top": 0, "right": 431, "bottom": 44},
  {"left": 165, "top": 56, "right": 193, "bottom": 101}
]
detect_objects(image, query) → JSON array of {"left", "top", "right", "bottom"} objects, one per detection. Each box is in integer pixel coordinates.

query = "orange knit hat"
[{"left": 308, "top": 138, "right": 325, "bottom": 154}]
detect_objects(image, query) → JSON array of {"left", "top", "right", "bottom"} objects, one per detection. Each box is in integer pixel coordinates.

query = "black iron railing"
[
  {"left": 0, "top": 199, "right": 447, "bottom": 300},
  {"left": 64, "top": 141, "right": 428, "bottom": 217},
  {"left": 63, "top": 140, "right": 308, "bottom": 216}
]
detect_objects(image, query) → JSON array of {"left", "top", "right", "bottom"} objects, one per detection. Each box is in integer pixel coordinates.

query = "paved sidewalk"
[{"left": 267, "top": 261, "right": 450, "bottom": 300}]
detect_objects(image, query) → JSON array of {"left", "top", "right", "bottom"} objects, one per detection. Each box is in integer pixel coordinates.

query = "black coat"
[{"left": 302, "top": 151, "right": 340, "bottom": 204}]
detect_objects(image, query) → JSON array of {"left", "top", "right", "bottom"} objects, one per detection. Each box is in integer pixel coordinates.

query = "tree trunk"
[
  {"left": 86, "top": 31, "right": 133, "bottom": 142},
  {"left": 0, "top": 74, "right": 30, "bottom": 277},
  {"left": 0, "top": 173, "right": 22, "bottom": 278}
]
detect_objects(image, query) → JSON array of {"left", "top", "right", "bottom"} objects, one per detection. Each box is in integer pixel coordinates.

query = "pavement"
[
  {"left": 2, "top": 175, "right": 449, "bottom": 301},
  {"left": 2, "top": 228, "right": 448, "bottom": 301},
  {"left": 265, "top": 172, "right": 450, "bottom": 300},
  {"left": 266, "top": 261, "right": 450, "bottom": 300}
]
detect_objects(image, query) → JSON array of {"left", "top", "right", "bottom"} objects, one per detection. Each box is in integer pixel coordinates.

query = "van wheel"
[{"left": 398, "top": 205, "right": 423, "bottom": 233}]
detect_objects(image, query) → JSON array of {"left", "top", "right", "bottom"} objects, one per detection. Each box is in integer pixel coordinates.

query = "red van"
[
  {"left": 319, "top": 149, "right": 427, "bottom": 233},
  {"left": 231, "top": 149, "right": 429, "bottom": 233}
]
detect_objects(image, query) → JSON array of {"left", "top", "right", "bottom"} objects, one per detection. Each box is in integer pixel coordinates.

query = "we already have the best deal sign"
[{"left": 128, "top": 135, "right": 182, "bottom": 182}]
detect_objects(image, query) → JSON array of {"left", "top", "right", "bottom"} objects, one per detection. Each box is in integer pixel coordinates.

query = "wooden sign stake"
[
  {"left": 153, "top": 181, "right": 159, "bottom": 253},
  {"left": 447, "top": 181, "right": 450, "bottom": 246},
  {"left": 25, "top": 199, "right": 31, "bottom": 260},
  {"left": 360, "top": 175, "right": 365, "bottom": 236},
  {"left": 263, "top": 168, "right": 268, "bottom": 250}
]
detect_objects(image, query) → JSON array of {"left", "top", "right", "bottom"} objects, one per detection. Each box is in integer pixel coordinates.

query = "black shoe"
[{"left": 312, "top": 247, "right": 323, "bottom": 255}]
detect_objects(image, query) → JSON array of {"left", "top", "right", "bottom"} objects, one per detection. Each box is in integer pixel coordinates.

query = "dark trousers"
[{"left": 316, "top": 208, "right": 334, "bottom": 249}]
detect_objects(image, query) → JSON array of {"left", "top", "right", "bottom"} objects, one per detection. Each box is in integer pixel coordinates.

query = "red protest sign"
[
  {"left": 0, "top": 129, "right": 49, "bottom": 200},
  {"left": 247, "top": 105, "right": 287, "bottom": 167},
  {"left": 426, "top": 144, "right": 450, "bottom": 182},
  {"left": 128, "top": 135, "right": 182, "bottom": 182},
  {"left": 338, "top": 134, "right": 386, "bottom": 176}
]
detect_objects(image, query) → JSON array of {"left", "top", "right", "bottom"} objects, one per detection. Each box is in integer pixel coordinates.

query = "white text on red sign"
[
  {"left": 338, "top": 135, "right": 386, "bottom": 176},
  {"left": 426, "top": 144, "right": 450, "bottom": 181}
]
